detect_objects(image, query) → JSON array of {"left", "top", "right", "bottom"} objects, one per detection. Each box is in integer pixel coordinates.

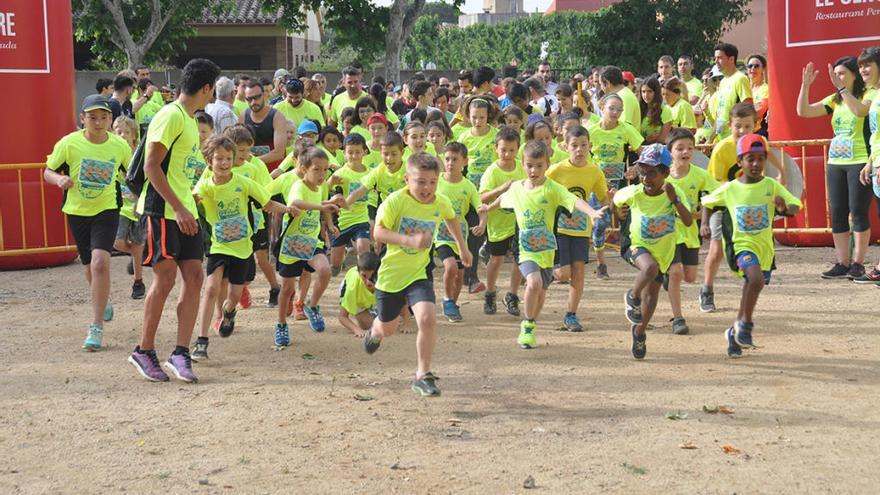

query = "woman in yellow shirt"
[{"left": 747, "top": 54, "right": 770, "bottom": 136}]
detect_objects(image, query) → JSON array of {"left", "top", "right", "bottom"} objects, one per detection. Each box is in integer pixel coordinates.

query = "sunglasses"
[
  {"left": 245, "top": 94, "right": 263, "bottom": 102},
  {"left": 746, "top": 64, "right": 763, "bottom": 69}
]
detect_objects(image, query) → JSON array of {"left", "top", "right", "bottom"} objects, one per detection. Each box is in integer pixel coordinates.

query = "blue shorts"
[
  {"left": 555, "top": 233, "right": 590, "bottom": 267},
  {"left": 625, "top": 246, "right": 664, "bottom": 283},
  {"left": 736, "top": 251, "right": 772, "bottom": 285},
  {"left": 331, "top": 222, "right": 370, "bottom": 248}
]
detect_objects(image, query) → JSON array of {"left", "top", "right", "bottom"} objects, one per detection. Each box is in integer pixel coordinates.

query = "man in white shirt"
[{"left": 205, "top": 77, "right": 238, "bottom": 134}]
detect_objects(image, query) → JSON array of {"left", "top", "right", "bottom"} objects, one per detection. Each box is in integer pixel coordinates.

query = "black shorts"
[
  {"left": 252, "top": 227, "right": 269, "bottom": 251},
  {"left": 486, "top": 234, "right": 519, "bottom": 259},
  {"left": 206, "top": 254, "right": 254, "bottom": 285},
  {"left": 375, "top": 278, "right": 435, "bottom": 323},
  {"left": 627, "top": 246, "right": 665, "bottom": 283},
  {"left": 141, "top": 215, "right": 205, "bottom": 266},
  {"left": 436, "top": 244, "right": 463, "bottom": 269},
  {"left": 276, "top": 248, "right": 325, "bottom": 278},
  {"left": 673, "top": 244, "right": 700, "bottom": 267},
  {"left": 332, "top": 222, "right": 370, "bottom": 248},
  {"left": 68, "top": 209, "right": 119, "bottom": 265},
  {"left": 554, "top": 233, "right": 590, "bottom": 267}
]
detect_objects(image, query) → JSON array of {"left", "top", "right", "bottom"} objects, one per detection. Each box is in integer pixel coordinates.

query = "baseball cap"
[
  {"left": 710, "top": 65, "right": 724, "bottom": 79},
  {"left": 286, "top": 78, "right": 304, "bottom": 94},
  {"left": 736, "top": 134, "right": 768, "bottom": 157},
  {"left": 636, "top": 143, "right": 672, "bottom": 167},
  {"left": 366, "top": 112, "right": 388, "bottom": 127},
  {"left": 81, "top": 94, "right": 112, "bottom": 113},
  {"left": 274, "top": 68, "right": 290, "bottom": 81},
  {"left": 622, "top": 71, "right": 636, "bottom": 84},
  {"left": 526, "top": 112, "right": 544, "bottom": 126},
  {"left": 297, "top": 120, "right": 319, "bottom": 136}
]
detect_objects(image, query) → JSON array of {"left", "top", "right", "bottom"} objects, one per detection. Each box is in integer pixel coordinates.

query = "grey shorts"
[
  {"left": 519, "top": 260, "right": 554, "bottom": 289},
  {"left": 115, "top": 216, "right": 145, "bottom": 244},
  {"left": 709, "top": 210, "right": 723, "bottom": 241},
  {"left": 375, "top": 278, "right": 435, "bottom": 323}
]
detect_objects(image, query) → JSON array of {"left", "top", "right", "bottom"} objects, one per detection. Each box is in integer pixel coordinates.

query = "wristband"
[
  {"left": 837, "top": 87, "right": 848, "bottom": 95},
  {"left": 775, "top": 206, "right": 793, "bottom": 217}
]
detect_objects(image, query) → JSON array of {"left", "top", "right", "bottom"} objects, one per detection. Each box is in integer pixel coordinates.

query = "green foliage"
[
  {"left": 403, "top": 0, "right": 751, "bottom": 73},
  {"left": 421, "top": 1, "right": 460, "bottom": 24}
]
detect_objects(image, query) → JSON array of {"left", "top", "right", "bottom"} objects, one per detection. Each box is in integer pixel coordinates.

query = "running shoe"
[
  {"left": 164, "top": 351, "right": 198, "bottom": 383},
  {"left": 821, "top": 263, "right": 850, "bottom": 279},
  {"left": 412, "top": 372, "right": 441, "bottom": 396},
  {"left": 240, "top": 286, "right": 252, "bottom": 309},
  {"left": 725, "top": 327, "right": 742, "bottom": 358},
  {"left": 518, "top": 319, "right": 537, "bottom": 349},
  {"left": 503, "top": 292, "right": 520, "bottom": 317},
  {"left": 304, "top": 305, "right": 326, "bottom": 332},
  {"left": 128, "top": 347, "right": 169, "bottom": 382},
  {"left": 131, "top": 280, "right": 146, "bottom": 300},
  {"left": 363, "top": 330, "right": 381, "bottom": 354},
  {"left": 191, "top": 338, "right": 209, "bottom": 361},
  {"left": 268, "top": 287, "right": 280, "bottom": 307},
  {"left": 733, "top": 320, "right": 755, "bottom": 348},
  {"left": 82, "top": 324, "right": 103, "bottom": 351},
  {"left": 852, "top": 268, "right": 880, "bottom": 284},
  {"left": 127, "top": 257, "right": 134, "bottom": 275},
  {"left": 293, "top": 301, "right": 306, "bottom": 320},
  {"left": 699, "top": 286, "right": 716, "bottom": 313},
  {"left": 443, "top": 299, "right": 463, "bottom": 322},
  {"left": 103, "top": 302, "right": 114, "bottom": 322},
  {"left": 596, "top": 263, "right": 610, "bottom": 280},
  {"left": 563, "top": 312, "right": 583, "bottom": 332},
  {"left": 274, "top": 323, "right": 290, "bottom": 347},
  {"left": 331, "top": 265, "right": 342, "bottom": 277},
  {"left": 671, "top": 317, "right": 689, "bottom": 335},
  {"left": 468, "top": 281, "right": 486, "bottom": 294},
  {"left": 847, "top": 263, "right": 866, "bottom": 281},
  {"left": 218, "top": 305, "right": 237, "bottom": 338},
  {"left": 478, "top": 245, "right": 490, "bottom": 265},
  {"left": 483, "top": 291, "right": 497, "bottom": 315},
  {"left": 624, "top": 290, "right": 642, "bottom": 324},
  {"left": 631, "top": 324, "right": 646, "bottom": 360}
]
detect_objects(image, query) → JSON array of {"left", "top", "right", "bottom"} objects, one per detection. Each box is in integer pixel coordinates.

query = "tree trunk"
[{"left": 383, "top": 0, "right": 426, "bottom": 83}]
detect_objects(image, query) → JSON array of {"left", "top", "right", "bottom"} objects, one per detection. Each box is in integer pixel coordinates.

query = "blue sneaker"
[
  {"left": 563, "top": 312, "right": 583, "bottom": 332},
  {"left": 443, "top": 299, "right": 463, "bottom": 322},
  {"left": 725, "top": 327, "right": 742, "bottom": 358},
  {"left": 733, "top": 320, "right": 755, "bottom": 348},
  {"left": 274, "top": 323, "right": 290, "bottom": 347},
  {"left": 304, "top": 305, "right": 325, "bottom": 332},
  {"left": 631, "top": 324, "right": 646, "bottom": 360},
  {"left": 82, "top": 324, "right": 103, "bottom": 351},
  {"left": 103, "top": 302, "right": 114, "bottom": 322}
]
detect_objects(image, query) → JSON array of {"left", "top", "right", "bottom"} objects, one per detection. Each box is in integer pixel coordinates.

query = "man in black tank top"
[{"left": 239, "top": 80, "right": 287, "bottom": 170}]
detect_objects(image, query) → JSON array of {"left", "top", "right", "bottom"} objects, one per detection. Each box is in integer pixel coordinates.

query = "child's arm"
[
  {"left": 484, "top": 196, "right": 504, "bottom": 212},
  {"left": 664, "top": 183, "right": 693, "bottom": 226},
  {"left": 470, "top": 204, "right": 489, "bottom": 237},
  {"left": 373, "top": 222, "right": 432, "bottom": 250},
  {"left": 290, "top": 199, "right": 339, "bottom": 216},
  {"left": 572, "top": 198, "right": 608, "bottom": 222},
  {"left": 480, "top": 180, "right": 513, "bottom": 204},
  {"left": 322, "top": 209, "right": 339, "bottom": 238},
  {"left": 700, "top": 204, "right": 713, "bottom": 240},
  {"left": 344, "top": 184, "right": 369, "bottom": 207},
  {"left": 774, "top": 196, "right": 801, "bottom": 217},
  {"left": 263, "top": 199, "right": 299, "bottom": 217},
  {"left": 337, "top": 307, "right": 366, "bottom": 337},
  {"left": 444, "top": 217, "right": 473, "bottom": 267},
  {"left": 44, "top": 168, "right": 73, "bottom": 190}
]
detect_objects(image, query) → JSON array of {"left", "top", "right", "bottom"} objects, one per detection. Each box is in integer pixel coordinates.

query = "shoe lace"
[
  {"left": 277, "top": 325, "right": 289, "bottom": 338},
  {"left": 88, "top": 325, "right": 103, "bottom": 338},
  {"left": 145, "top": 350, "right": 161, "bottom": 368}
]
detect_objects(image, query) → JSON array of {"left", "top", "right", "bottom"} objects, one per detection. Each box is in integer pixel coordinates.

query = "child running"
[
  {"left": 701, "top": 135, "right": 801, "bottom": 358},
  {"left": 111, "top": 115, "right": 146, "bottom": 300},
  {"left": 487, "top": 141, "right": 606, "bottom": 349},
  {"left": 329, "top": 134, "right": 373, "bottom": 276},
  {"left": 363, "top": 152, "right": 472, "bottom": 397},
  {"left": 614, "top": 144, "right": 692, "bottom": 360},
  {"left": 338, "top": 251, "right": 381, "bottom": 337}
]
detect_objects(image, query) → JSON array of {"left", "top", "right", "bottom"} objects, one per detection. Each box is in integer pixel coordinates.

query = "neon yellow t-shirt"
[
  {"left": 137, "top": 102, "right": 201, "bottom": 220},
  {"left": 232, "top": 99, "right": 247, "bottom": 118},
  {"left": 332, "top": 164, "right": 371, "bottom": 230},
  {"left": 349, "top": 125, "right": 371, "bottom": 142},
  {"left": 702, "top": 177, "right": 801, "bottom": 271},
  {"left": 195, "top": 173, "right": 270, "bottom": 259},
  {"left": 613, "top": 183, "right": 690, "bottom": 272},
  {"left": 714, "top": 71, "right": 752, "bottom": 139},
  {"left": 132, "top": 88, "right": 165, "bottom": 108},
  {"left": 278, "top": 180, "right": 327, "bottom": 265},
  {"left": 135, "top": 99, "right": 162, "bottom": 135},
  {"left": 340, "top": 266, "right": 375, "bottom": 314},
  {"left": 362, "top": 148, "right": 383, "bottom": 208},
  {"left": 362, "top": 162, "right": 406, "bottom": 204},
  {"left": 684, "top": 77, "right": 704, "bottom": 100},
  {"left": 459, "top": 127, "right": 498, "bottom": 186},
  {"left": 617, "top": 86, "right": 642, "bottom": 129},
  {"left": 479, "top": 161, "right": 525, "bottom": 242},
  {"left": 46, "top": 130, "right": 131, "bottom": 217},
  {"left": 499, "top": 179, "right": 578, "bottom": 268},
  {"left": 375, "top": 188, "right": 455, "bottom": 293},
  {"left": 640, "top": 104, "right": 674, "bottom": 138},
  {"left": 402, "top": 142, "right": 439, "bottom": 164},
  {"left": 669, "top": 98, "right": 697, "bottom": 129},
  {"left": 273, "top": 99, "right": 326, "bottom": 127},
  {"left": 822, "top": 93, "right": 872, "bottom": 165},
  {"left": 328, "top": 91, "right": 364, "bottom": 126},
  {"left": 267, "top": 170, "right": 300, "bottom": 202},
  {"left": 666, "top": 165, "right": 719, "bottom": 248},
  {"left": 451, "top": 123, "right": 471, "bottom": 141},
  {"left": 587, "top": 120, "right": 644, "bottom": 182},
  {"left": 436, "top": 176, "right": 480, "bottom": 254},
  {"left": 546, "top": 159, "right": 607, "bottom": 237}
]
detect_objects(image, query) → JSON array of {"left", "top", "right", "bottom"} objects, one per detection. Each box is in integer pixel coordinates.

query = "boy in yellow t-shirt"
[
  {"left": 487, "top": 141, "right": 605, "bottom": 350},
  {"left": 329, "top": 134, "right": 372, "bottom": 276},
  {"left": 191, "top": 136, "right": 295, "bottom": 360},
  {"left": 614, "top": 144, "right": 693, "bottom": 360},
  {"left": 702, "top": 135, "right": 801, "bottom": 358},
  {"left": 45, "top": 95, "right": 132, "bottom": 351},
  {"left": 479, "top": 128, "right": 525, "bottom": 317},
  {"left": 338, "top": 252, "right": 381, "bottom": 337},
  {"left": 547, "top": 126, "right": 608, "bottom": 332},
  {"left": 363, "top": 153, "right": 470, "bottom": 397}
]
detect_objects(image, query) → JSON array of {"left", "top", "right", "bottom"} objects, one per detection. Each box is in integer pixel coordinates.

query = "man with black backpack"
[{"left": 128, "top": 58, "right": 221, "bottom": 384}]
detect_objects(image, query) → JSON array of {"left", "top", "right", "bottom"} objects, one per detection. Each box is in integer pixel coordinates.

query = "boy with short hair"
[
  {"left": 436, "top": 142, "right": 487, "bottom": 322},
  {"left": 344, "top": 132, "right": 407, "bottom": 218},
  {"left": 615, "top": 144, "right": 693, "bottom": 360},
  {"left": 338, "top": 251, "right": 381, "bottom": 337},
  {"left": 702, "top": 135, "right": 801, "bottom": 358},
  {"left": 330, "top": 134, "right": 372, "bottom": 276},
  {"left": 44, "top": 95, "right": 132, "bottom": 351},
  {"left": 363, "top": 153, "right": 472, "bottom": 397},
  {"left": 487, "top": 141, "right": 606, "bottom": 349},
  {"left": 547, "top": 126, "right": 608, "bottom": 332}
]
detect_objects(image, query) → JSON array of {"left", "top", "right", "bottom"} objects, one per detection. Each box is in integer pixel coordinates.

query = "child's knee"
[{"left": 526, "top": 273, "right": 543, "bottom": 291}]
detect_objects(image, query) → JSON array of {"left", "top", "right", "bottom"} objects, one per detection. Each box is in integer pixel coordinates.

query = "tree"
[
  {"left": 421, "top": 1, "right": 461, "bottom": 24},
  {"left": 73, "top": 0, "right": 230, "bottom": 69}
]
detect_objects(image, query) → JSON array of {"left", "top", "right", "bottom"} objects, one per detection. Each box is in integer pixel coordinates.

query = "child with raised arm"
[
  {"left": 487, "top": 141, "right": 605, "bottom": 349},
  {"left": 338, "top": 251, "right": 381, "bottom": 337},
  {"left": 614, "top": 144, "right": 693, "bottom": 360},
  {"left": 436, "top": 142, "right": 488, "bottom": 322},
  {"left": 363, "top": 153, "right": 471, "bottom": 397},
  {"left": 701, "top": 135, "right": 801, "bottom": 358}
]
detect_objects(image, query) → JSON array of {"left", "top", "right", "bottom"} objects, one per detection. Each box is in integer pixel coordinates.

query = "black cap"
[
  {"left": 82, "top": 94, "right": 112, "bottom": 113},
  {"left": 285, "top": 78, "right": 304, "bottom": 94}
]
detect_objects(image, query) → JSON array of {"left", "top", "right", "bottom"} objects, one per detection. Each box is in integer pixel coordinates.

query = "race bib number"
[
  {"left": 280, "top": 234, "right": 317, "bottom": 261},
  {"left": 519, "top": 227, "right": 557, "bottom": 253},
  {"left": 599, "top": 162, "right": 625, "bottom": 181},
  {"left": 558, "top": 209, "right": 589, "bottom": 233},
  {"left": 735, "top": 204, "right": 770, "bottom": 233},
  {"left": 214, "top": 216, "right": 249, "bottom": 243},
  {"left": 829, "top": 136, "right": 854, "bottom": 161},
  {"left": 437, "top": 220, "right": 468, "bottom": 243},
  {"left": 640, "top": 212, "right": 675, "bottom": 240}
]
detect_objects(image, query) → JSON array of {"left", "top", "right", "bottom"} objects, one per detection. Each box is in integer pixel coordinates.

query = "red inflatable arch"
[
  {"left": 768, "top": 1, "right": 880, "bottom": 247},
  {"left": 0, "top": 1, "right": 77, "bottom": 269}
]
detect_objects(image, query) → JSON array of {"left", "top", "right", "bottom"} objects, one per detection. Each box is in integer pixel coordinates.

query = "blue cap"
[
  {"left": 297, "top": 120, "right": 319, "bottom": 136},
  {"left": 81, "top": 94, "right": 112, "bottom": 113},
  {"left": 636, "top": 143, "right": 672, "bottom": 167}
]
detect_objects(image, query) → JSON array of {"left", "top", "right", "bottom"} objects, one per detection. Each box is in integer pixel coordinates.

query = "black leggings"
[
  {"left": 464, "top": 208, "right": 482, "bottom": 284},
  {"left": 826, "top": 163, "right": 872, "bottom": 233}
]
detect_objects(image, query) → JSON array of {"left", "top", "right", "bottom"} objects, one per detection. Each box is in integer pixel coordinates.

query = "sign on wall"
[
  {"left": 787, "top": 0, "right": 880, "bottom": 47},
  {"left": 0, "top": 0, "right": 50, "bottom": 73}
]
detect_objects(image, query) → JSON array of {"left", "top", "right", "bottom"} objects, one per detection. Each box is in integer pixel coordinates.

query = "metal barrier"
[{"left": 0, "top": 162, "right": 77, "bottom": 257}]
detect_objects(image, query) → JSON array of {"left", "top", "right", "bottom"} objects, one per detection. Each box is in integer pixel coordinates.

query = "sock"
[
  {"left": 172, "top": 345, "right": 189, "bottom": 355},
  {"left": 134, "top": 278, "right": 143, "bottom": 284},
  {"left": 196, "top": 336, "right": 209, "bottom": 343},
  {"left": 444, "top": 297, "right": 453, "bottom": 303}
]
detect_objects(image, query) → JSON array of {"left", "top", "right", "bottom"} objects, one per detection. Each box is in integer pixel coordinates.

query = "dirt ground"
[{"left": 1, "top": 246, "right": 878, "bottom": 494}]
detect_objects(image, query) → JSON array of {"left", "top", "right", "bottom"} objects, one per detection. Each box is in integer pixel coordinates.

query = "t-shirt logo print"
[
  {"left": 398, "top": 216, "right": 437, "bottom": 254},
  {"left": 641, "top": 212, "right": 676, "bottom": 240},
  {"left": 78, "top": 158, "right": 116, "bottom": 198},
  {"left": 736, "top": 204, "right": 769, "bottom": 233}
]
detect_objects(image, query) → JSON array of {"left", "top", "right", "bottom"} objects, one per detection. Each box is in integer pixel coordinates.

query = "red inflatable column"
[
  {"left": 768, "top": 2, "right": 880, "bottom": 247},
  {"left": 0, "top": 0, "right": 77, "bottom": 269}
]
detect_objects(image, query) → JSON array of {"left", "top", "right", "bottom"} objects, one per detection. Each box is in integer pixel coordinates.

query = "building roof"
[
  {"left": 198, "top": 0, "right": 282, "bottom": 25},
  {"left": 545, "top": 0, "right": 621, "bottom": 14}
]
